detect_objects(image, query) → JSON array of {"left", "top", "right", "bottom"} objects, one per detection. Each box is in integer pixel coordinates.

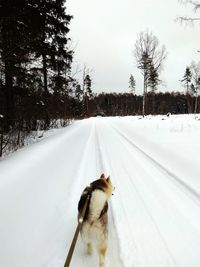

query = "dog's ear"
[
  {"left": 100, "top": 173, "right": 105, "bottom": 179},
  {"left": 106, "top": 176, "right": 111, "bottom": 182}
]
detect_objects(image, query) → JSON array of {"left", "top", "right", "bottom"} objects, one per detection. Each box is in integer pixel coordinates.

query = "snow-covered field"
[{"left": 0, "top": 115, "right": 200, "bottom": 267}]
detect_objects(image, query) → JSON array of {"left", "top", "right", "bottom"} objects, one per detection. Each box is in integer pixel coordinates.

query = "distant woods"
[{"left": 94, "top": 92, "right": 199, "bottom": 117}]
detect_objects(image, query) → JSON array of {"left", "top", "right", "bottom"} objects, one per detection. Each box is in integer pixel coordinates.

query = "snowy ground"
[{"left": 0, "top": 115, "right": 200, "bottom": 267}]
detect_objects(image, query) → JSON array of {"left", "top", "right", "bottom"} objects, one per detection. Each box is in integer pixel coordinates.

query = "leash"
[{"left": 64, "top": 194, "right": 90, "bottom": 267}]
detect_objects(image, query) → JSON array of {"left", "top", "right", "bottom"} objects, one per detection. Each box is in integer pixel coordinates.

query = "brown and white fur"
[{"left": 78, "top": 174, "right": 114, "bottom": 267}]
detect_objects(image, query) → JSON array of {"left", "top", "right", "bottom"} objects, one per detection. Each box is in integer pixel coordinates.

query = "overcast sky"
[{"left": 67, "top": 0, "right": 200, "bottom": 95}]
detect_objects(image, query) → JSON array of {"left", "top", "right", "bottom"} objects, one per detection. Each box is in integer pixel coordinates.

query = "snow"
[{"left": 0, "top": 114, "right": 200, "bottom": 267}]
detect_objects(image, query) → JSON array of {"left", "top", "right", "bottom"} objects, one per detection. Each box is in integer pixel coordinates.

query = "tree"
[
  {"left": 134, "top": 30, "right": 167, "bottom": 116},
  {"left": 180, "top": 66, "right": 193, "bottom": 113},
  {"left": 84, "top": 75, "right": 92, "bottom": 98},
  {"left": 75, "top": 84, "right": 83, "bottom": 101},
  {"left": 148, "top": 63, "right": 161, "bottom": 114},
  {"left": 29, "top": 0, "right": 73, "bottom": 128},
  {"left": 148, "top": 63, "right": 160, "bottom": 92},
  {"left": 83, "top": 74, "right": 93, "bottom": 116},
  {"left": 180, "top": 66, "right": 192, "bottom": 93},
  {"left": 129, "top": 74, "right": 136, "bottom": 94},
  {"left": 190, "top": 61, "right": 200, "bottom": 113}
]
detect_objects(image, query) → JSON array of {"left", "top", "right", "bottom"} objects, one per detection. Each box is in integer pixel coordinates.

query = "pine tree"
[
  {"left": 84, "top": 75, "right": 93, "bottom": 98},
  {"left": 29, "top": 0, "right": 73, "bottom": 128},
  {"left": 129, "top": 74, "right": 136, "bottom": 94},
  {"left": 148, "top": 63, "right": 160, "bottom": 114},
  {"left": 75, "top": 84, "right": 83, "bottom": 101},
  {"left": 181, "top": 66, "right": 192, "bottom": 94},
  {"left": 148, "top": 63, "right": 160, "bottom": 92},
  {"left": 136, "top": 51, "right": 151, "bottom": 116},
  {"left": 83, "top": 74, "right": 92, "bottom": 116}
]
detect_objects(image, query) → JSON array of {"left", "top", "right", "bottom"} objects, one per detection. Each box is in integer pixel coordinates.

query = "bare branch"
[{"left": 177, "top": 0, "right": 200, "bottom": 24}]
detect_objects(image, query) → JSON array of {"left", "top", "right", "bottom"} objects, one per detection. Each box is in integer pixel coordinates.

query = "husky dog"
[{"left": 78, "top": 174, "right": 114, "bottom": 267}]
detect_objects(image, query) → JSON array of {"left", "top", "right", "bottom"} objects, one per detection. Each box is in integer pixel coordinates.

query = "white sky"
[{"left": 67, "top": 0, "right": 200, "bottom": 94}]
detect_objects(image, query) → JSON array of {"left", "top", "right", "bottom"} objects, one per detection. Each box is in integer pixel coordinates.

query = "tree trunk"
[
  {"left": 142, "top": 76, "right": 146, "bottom": 117},
  {"left": 142, "top": 71, "right": 148, "bottom": 117},
  {"left": 186, "top": 93, "right": 191, "bottom": 114},
  {"left": 42, "top": 54, "right": 50, "bottom": 129},
  {"left": 152, "top": 92, "right": 156, "bottom": 115},
  {"left": 194, "top": 92, "right": 198, "bottom": 114},
  {"left": 0, "top": 132, "right": 3, "bottom": 157},
  {"left": 4, "top": 61, "right": 14, "bottom": 132}
]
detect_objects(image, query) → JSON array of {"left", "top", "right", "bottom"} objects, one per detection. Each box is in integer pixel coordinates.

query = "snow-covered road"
[{"left": 0, "top": 116, "right": 200, "bottom": 267}]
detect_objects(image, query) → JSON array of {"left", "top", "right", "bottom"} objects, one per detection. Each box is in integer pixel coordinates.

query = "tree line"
[{"left": 89, "top": 92, "right": 199, "bottom": 117}]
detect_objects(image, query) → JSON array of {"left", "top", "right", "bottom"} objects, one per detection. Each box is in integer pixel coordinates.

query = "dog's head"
[{"left": 90, "top": 173, "right": 115, "bottom": 198}]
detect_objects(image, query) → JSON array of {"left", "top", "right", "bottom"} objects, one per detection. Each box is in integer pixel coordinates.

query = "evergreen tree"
[
  {"left": 180, "top": 66, "right": 193, "bottom": 113},
  {"left": 148, "top": 63, "right": 160, "bottom": 114},
  {"left": 29, "top": 0, "right": 73, "bottom": 128},
  {"left": 136, "top": 50, "right": 151, "bottom": 116},
  {"left": 148, "top": 63, "right": 160, "bottom": 92},
  {"left": 75, "top": 84, "right": 83, "bottom": 101},
  {"left": 73, "top": 83, "right": 83, "bottom": 116},
  {"left": 83, "top": 74, "right": 93, "bottom": 116},
  {"left": 181, "top": 66, "right": 192, "bottom": 94},
  {"left": 129, "top": 74, "right": 136, "bottom": 94},
  {"left": 190, "top": 61, "right": 200, "bottom": 113},
  {"left": 84, "top": 74, "right": 93, "bottom": 98}
]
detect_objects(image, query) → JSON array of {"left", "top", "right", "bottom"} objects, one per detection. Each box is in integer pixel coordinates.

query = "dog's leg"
[
  {"left": 98, "top": 241, "right": 107, "bottom": 267},
  {"left": 87, "top": 243, "right": 93, "bottom": 255}
]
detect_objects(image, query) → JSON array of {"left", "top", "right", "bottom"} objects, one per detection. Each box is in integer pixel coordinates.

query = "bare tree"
[{"left": 134, "top": 30, "right": 167, "bottom": 116}]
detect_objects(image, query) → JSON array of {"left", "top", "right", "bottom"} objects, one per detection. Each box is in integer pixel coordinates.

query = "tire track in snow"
[
  {"left": 95, "top": 120, "right": 140, "bottom": 267},
  {"left": 40, "top": 120, "right": 98, "bottom": 267},
  {"left": 109, "top": 122, "right": 200, "bottom": 206},
  {"left": 95, "top": 118, "right": 200, "bottom": 267},
  {"left": 61, "top": 119, "right": 123, "bottom": 267},
  {"left": 96, "top": 122, "right": 176, "bottom": 267},
  {"left": 94, "top": 121, "right": 124, "bottom": 267},
  {"left": 61, "top": 120, "right": 100, "bottom": 267}
]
